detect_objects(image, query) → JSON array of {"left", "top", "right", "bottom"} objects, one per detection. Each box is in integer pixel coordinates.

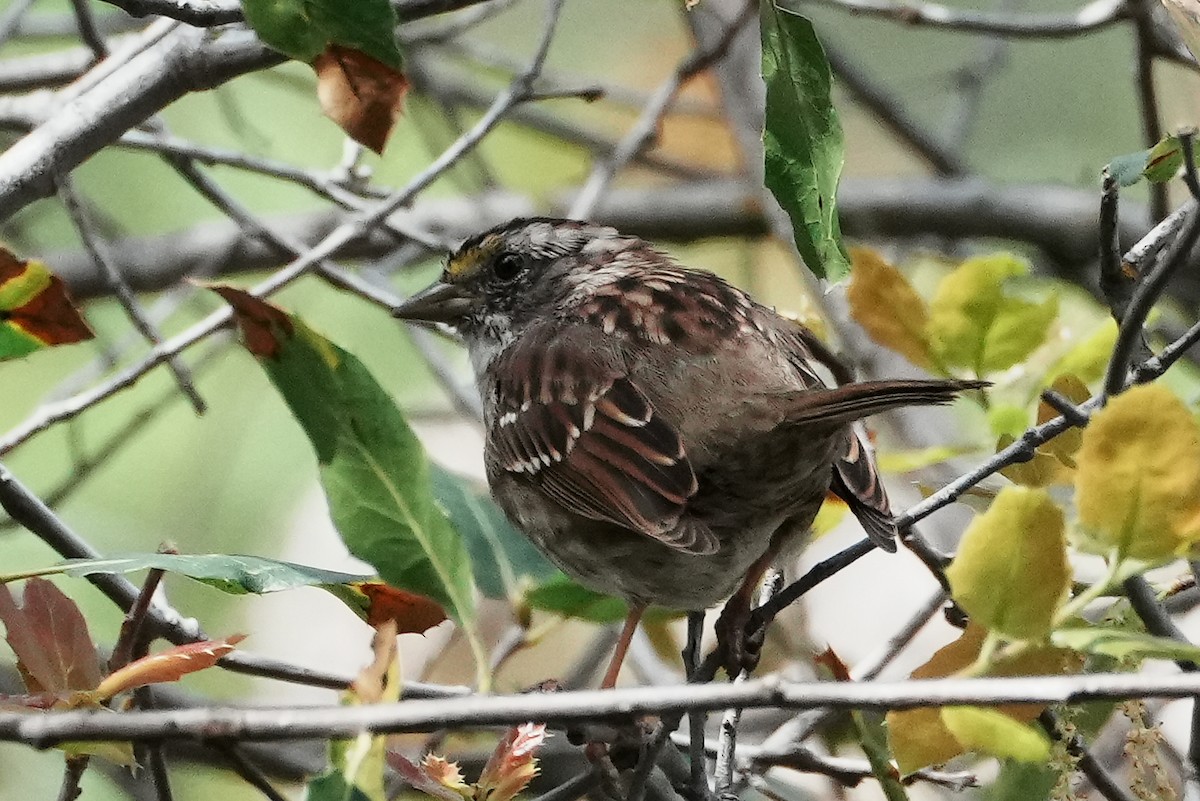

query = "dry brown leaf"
[{"left": 314, "top": 44, "right": 409, "bottom": 154}]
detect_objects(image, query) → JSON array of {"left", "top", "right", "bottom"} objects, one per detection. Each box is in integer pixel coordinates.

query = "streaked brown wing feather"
[
  {"left": 488, "top": 329, "right": 711, "bottom": 554},
  {"left": 830, "top": 430, "right": 898, "bottom": 552}
]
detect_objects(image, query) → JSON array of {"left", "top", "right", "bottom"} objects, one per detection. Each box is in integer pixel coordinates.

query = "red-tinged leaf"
[
  {"left": 386, "top": 751, "right": 471, "bottom": 801},
  {"left": 352, "top": 582, "right": 447, "bottom": 632},
  {"left": 422, "top": 754, "right": 471, "bottom": 797},
  {"left": 207, "top": 284, "right": 293, "bottom": 358},
  {"left": 476, "top": 723, "right": 549, "bottom": 801},
  {"left": 313, "top": 44, "right": 408, "bottom": 154},
  {"left": 0, "top": 248, "right": 92, "bottom": 360},
  {"left": 0, "top": 579, "right": 102, "bottom": 694},
  {"left": 93, "top": 635, "right": 245, "bottom": 700}
]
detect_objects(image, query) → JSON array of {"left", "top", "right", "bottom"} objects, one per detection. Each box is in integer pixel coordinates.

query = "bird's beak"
[{"left": 392, "top": 280, "right": 475, "bottom": 324}]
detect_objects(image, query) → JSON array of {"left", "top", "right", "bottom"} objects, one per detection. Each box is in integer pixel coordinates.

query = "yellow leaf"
[
  {"left": 997, "top": 435, "right": 1073, "bottom": 488},
  {"left": 1037, "top": 374, "right": 1090, "bottom": 464},
  {"left": 941, "top": 707, "right": 1051, "bottom": 763},
  {"left": 61, "top": 741, "right": 135, "bottom": 767},
  {"left": 927, "top": 254, "right": 1057, "bottom": 374},
  {"left": 847, "top": 247, "right": 933, "bottom": 368},
  {"left": 946, "top": 487, "right": 1069, "bottom": 639},
  {"left": 889, "top": 706, "right": 963, "bottom": 774},
  {"left": 811, "top": 495, "right": 849, "bottom": 538},
  {"left": 876, "top": 444, "right": 974, "bottom": 473},
  {"left": 1075, "top": 384, "right": 1200, "bottom": 562},
  {"left": 887, "top": 623, "right": 1077, "bottom": 772}
]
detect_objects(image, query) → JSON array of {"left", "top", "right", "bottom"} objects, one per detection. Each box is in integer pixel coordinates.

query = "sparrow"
[{"left": 394, "top": 218, "right": 979, "bottom": 684}]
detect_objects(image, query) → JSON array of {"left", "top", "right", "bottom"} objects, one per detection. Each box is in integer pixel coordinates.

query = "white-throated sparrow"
[{"left": 394, "top": 218, "right": 979, "bottom": 684}]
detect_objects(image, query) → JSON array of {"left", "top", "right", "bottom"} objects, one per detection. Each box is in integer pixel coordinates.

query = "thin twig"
[
  {"left": 212, "top": 742, "right": 291, "bottom": 801},
  {"left": 823, "top": 39, "right": 967, "bottom": 176},
  {"left": 1099, "top": 169, "right": 1132, "bottom": 323},
  {"left": 1124, "top": 575, "right": 1200, "bottom": 785},
  {"left": 684, "top": 612, "right": 710, "bottom": 800},
  {"left": 0, "top": 0, "right": 568, "bottom": 457},
  {"left": 134, "top": 689, "right": 176, "bottom": 801},
  {"left": 1131, "top": 0, "right": 1168, "bottom": 222},
  {"left": 1103, "top": 202, "right": 1200, "bottom": 398},
  {"left": 941, "top": 0, "right": 1021, "bottom": 149},
  {"left": 68, "top": 0, "right": 108, "bottom": 60},
  {"left": 0, "top": 462, "right": 472, "bottom": 696},
  {"left": 1181, "top": 127, "right": 1200, "bottom": 201},
  {"left": 796, "top": 0, "right": 1128, "bottom": 38},
  {"left": 56, "top": 755, "right": 89, "bottom": 801},
  {"left": 56, "top": 174, "right": 206, "bottom": 413},
  {"left": 109, "top": 568, "right": 167, "bottom": 673},
  {"left": 714, "top": 572, "right": 782, "bottom": 800},
  {"left": 526, "top": 768, "right": 602, "bottom": 801},
  {"left": 734, "top": 742, "right": 976, "bottom": 790},
  {"left": 1039, "top": 710, "right": 1139, "bottom": 801},
  {"left": 0, "top": 0, "right": 38, "bottom": 48},
  {"left": 568, "top": 0, "right": 755, "bottom": 219}
]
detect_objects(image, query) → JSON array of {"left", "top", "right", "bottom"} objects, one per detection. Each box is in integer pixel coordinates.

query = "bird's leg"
[
  {"left": 684, "top": 611, "right": 710, "bottom": 797},
  {"left": 601, "top": 602, "right": 647, "bottom": 689},
  {"left": 714, "top": 550, "right": 775, "bottom": 675}
]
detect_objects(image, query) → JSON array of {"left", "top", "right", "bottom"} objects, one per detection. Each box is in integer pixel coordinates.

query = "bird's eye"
[{"left": 493, "top": 252, "right": 524, "bottom": 281}]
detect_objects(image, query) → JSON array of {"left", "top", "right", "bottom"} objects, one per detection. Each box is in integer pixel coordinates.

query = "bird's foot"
[{"left": 714, "top": 599, "right": 764, "bottom": 676}]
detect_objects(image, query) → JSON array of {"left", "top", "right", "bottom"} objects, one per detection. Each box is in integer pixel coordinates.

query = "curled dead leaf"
[{"left": 314, "top": 44, "right": 409, "bottom": 154}]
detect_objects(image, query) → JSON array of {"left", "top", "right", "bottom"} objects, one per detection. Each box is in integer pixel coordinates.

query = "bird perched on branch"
[{"left": 394, "top": 218, "right": 980, "bottom": 685}]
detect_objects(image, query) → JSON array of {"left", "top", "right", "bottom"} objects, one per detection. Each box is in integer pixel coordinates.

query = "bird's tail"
[{"left": 781, "top": 379, "right": 987, "bottom": 427}]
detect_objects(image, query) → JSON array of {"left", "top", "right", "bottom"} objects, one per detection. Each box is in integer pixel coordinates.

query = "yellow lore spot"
[{"left": 446, "top": 235, "right": 503, "bottom": 280}]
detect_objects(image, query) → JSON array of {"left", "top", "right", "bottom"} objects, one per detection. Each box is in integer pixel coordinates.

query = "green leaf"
[
  {"left": 1074, "top": 384, "right": 1200, "bottom": 562},
  {"left": 3, "top": 554, "right": 447, "bottom": 634},
  {"left": 242, "top": 0, "right": 402, "bottom": 69},
  {"left": 1108, "top": 134, "right": 1199, "bottom": 186},
  {"left": 941, "top": 707, "right": 1051, "bottom": 763},
  {"left": 306, "top": 771, "right": 376, "bottom": 801},
  {"left": 980, "top": 760, "right": 1057, "bottom": 801},
  {"left": 1052, "top": 627, "right": 1200, "bottom": 663},
  {"left": 1108, "top": 148, "right": 1153, "bottom": 187},
  {"left": 926, "top": 254, "right": 1058, "bottom": 375},
  {"left": 946, "top": 486, "right": 1069, "bottom": 640},
  {"left": 431, "top": 468, "right": 556, "bottom": 601},
  {"left": 4, "top": 554, "right": 373, "bottom": 594},
  {"left": 212, "top": 288, "right": 484, "bottom": 676},
  {"left": 523, "top": 573, "right": 629, "bottom": 623},
  {"left": 1047, "top": 319, "right": 1117, "bottom": 385},
  {"left": 761, "top": 2, "right": 850, "bottom": 281}
]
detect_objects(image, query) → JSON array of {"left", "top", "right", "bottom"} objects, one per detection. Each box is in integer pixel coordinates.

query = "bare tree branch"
[
  {"left": 796, "top": 0, "right": 1128, "bottom": 38},
  {"left": 12, "top": 672, "right": 1200, "bottom": 745}
]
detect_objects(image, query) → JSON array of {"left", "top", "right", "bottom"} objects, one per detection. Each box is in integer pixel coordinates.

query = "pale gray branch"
[{"left": 8, "top": 672, "right": 1200, "bottom": 745}]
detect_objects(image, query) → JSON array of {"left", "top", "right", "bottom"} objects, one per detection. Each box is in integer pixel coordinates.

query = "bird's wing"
[
  {"left": 829, "top": 430, "right": 898, "bottom": 552},
  {"left": 486, "top": 328, "right": 713, "bottom": 554}
]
